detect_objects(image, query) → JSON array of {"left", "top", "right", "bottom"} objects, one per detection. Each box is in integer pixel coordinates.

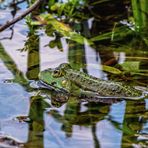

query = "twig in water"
[{"left": 0, "top": 0, "right": 43, "bottom": 32}]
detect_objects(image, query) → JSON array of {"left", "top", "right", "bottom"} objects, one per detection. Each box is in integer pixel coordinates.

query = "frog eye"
[
  {"left": 53, "top": 70, "right": 62, "bottom": 77},
  {"left": 54, "top": 70, "right": 59, "bottom": 75}
]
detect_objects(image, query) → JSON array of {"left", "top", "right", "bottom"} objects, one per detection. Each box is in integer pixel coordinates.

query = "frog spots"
[
  {"left": 45, "top": 63, "right": 143, "bottom": 99},
  {"left": 58, "top": 63, "right": 72, "bottom": 73}
]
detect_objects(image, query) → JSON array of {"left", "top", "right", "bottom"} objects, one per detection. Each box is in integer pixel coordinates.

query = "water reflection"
[
  {"left": 26, "top": 30, "right": 40, "bottom": 80},
  {"left": 0, "top": 1, "right": 148, "bottom": 148},
  {"left": 43, "top": 35, "right": 122, "bottom": 147},
  {"left": 24, "top": 94, "right": 50, "bottom": 148},
  {"left": 0, "top": 43, "right": 28, "bottom": 85},
  {"left": 1, "top": 24, "right": 148, "bottom": 148},
  {"left": 121, "top": 100, "right": 147, "bottom": 147},
  {"left": 45, "top": 103, "right": 106, "bottom": 147}
]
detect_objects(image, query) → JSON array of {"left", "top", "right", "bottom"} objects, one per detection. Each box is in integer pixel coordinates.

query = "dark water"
[{"left": 0, "top": 1, "right": 148, "bottom": 148}]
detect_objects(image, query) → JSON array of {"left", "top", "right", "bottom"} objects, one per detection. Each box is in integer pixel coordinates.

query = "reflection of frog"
[{"left": 39, "top": 63, "right": 146, "bottom": 101}]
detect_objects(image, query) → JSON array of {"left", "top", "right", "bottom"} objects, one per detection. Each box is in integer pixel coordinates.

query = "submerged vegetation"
[{"left": 0, "top": 0, "right": 148, "bottom": 147}]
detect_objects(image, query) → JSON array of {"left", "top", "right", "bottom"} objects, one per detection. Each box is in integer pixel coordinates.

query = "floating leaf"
[
  {"left": 119, "top": 61, "right": 148, "bottom": 76},
  {"left": 102, "top": 65, "right": 122, "bottom": 74},
  {"left": 89, "top": 64, "right": 122, "bottom": 74},
  {"left": 120, "top": 61, "right": 140, "bottom": 72}
]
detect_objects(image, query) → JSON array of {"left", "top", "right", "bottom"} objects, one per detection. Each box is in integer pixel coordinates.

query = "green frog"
[
  {"left": 38, "top": 68, "right": 69, "bottom": 104},
  {"left": 38, "top": 67, "right": 119, "bottom": 104},
  {"left": 39, "top": 63, "right": 147, "bottom": 101}
]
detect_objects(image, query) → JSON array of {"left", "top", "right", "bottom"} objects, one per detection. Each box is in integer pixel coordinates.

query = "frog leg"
[
  {"left": 62, "top": 80, "right": 100, "bottom": 98},
  {"left": 63, "top": 80, "right": 81, "bottom": 96}
]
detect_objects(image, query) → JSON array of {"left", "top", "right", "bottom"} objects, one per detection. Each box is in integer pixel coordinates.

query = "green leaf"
[
  {"left": 89, "top": 64, "right": 122, "bottom": 74},
  {"left": 90, "top": 26, "right": 132, "bottom": 42},
  {"left": 37, "top": 14, "right": 93, "bottom": 45},
  {"left": 102, "top": 65, "right": 122, "bottom": 74},
  {"left": 120, "top": 61, "right": 140, "bottom": 72}
]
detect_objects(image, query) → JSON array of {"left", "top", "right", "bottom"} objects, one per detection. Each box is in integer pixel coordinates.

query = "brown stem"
[{"left": 0, "top": 0, "right": 43, "bottom": 32}]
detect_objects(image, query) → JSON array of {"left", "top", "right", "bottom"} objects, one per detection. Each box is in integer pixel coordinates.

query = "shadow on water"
[{"left": 0, "top": 0, "right": 148, "bottom": 148}]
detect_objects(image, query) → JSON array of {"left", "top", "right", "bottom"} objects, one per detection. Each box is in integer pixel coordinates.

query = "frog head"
[{"left": 53, "top": 63, "right": 71, "bottom": 77}]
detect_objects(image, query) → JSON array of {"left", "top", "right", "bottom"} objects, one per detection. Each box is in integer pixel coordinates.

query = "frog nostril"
[{"left": 51, "top": 82, "right": 57, "bottom": 86}]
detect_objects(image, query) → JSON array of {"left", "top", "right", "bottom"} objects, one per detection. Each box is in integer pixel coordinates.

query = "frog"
[
  {"left": 48, "top": 63, "right": 147, "bottom": 100},
  {"left": 38, "top": 67, "right": 120, "bottom": 104}
]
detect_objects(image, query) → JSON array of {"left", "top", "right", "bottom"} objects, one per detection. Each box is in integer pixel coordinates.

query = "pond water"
[{"left": 0, "top": 1, "right": 148, "bottom": 148}]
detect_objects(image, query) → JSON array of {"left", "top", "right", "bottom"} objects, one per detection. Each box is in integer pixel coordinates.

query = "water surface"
[{"left": 0, "top": 1, "right": 148, "bottom": 148}]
